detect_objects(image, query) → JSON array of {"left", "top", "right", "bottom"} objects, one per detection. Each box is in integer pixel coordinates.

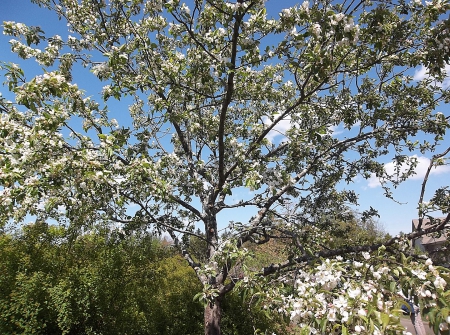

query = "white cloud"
[
  {"left": 262, "top": 113, "right": 291, "bottom": 142},
  {"left": 413, "top": 66, "right": 428, "bottom": 81},
  {"left": 329, "top": 122, "right": 360, "bottom": 136},
  {"left": 413, "top": 64, "right": 450, "bottom": 89},
  {"left": 262, "top": 115, "right": 358, "bottom": 142},
  {"left": 328, "top": 125, "right": 343, "bottom": 136},
  {"left": 368, "top": 155, "right": 450, "bottom": 188}
]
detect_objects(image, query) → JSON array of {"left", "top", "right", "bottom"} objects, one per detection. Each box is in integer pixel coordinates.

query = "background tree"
[
  {"left": 325, "top": 211, "right": 390, "bottom": 248},
  {"left": 0, "top": 224, "right": 193, "bottom": 334},
  {"left": 1, "top": 0, "right": 450, "bottom": 334},
  {"left": 0, "top": 224, "right": 284, "bottom": 334}
]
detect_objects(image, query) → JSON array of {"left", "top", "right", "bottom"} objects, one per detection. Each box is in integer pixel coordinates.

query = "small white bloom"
[
  {"left": 327, "top": 307, "right": 337, "bottom": 322},
  {"left": 373, "top": 271, "right": 382, "bottom": 280},
  {"left": 354, "top": 261, "right": 363, "bottom": 268},
  {"left": 344, "top": 19, "right": 354, "bottom": 32},
  {"left": 355, "top": 325, "right": 365, "bottom": 333},
  {"left": 312, "top": 23, "right": 322, "bottom": 36},
  {"left": 411, "top": 269, "right": 427, "bottom": 280},
  {"left": 281, "top": 9, "right": 291, "bottom": 18},
  {"left": 348, "top": 287, "right": 361, "bottom": 298},
  {"left": 420, "top": 288, "right": 427, "bottom": 297},
  {"left": 341, "top": 310, "right": 349, "bottom": 322},
  {"left": 110, "top": 118, "right": 119, "bottom": 128},
  {"left": 300, "top": 1, "right": 309, "bottom": 13},
  {"left": 377, "top": 300, "right": 383, "bottom": 310},
  {"left": 434, "top": 276, "right": 447, "bottom": 290},
  {"left": 180, "top": 3, "right": 190, "bottom": 15},
  {"left": 290, "top": 27, "right": 298, "bottom": 36}
]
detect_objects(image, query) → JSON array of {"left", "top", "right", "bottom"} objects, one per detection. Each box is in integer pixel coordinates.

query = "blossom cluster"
[{"left": 255, "top": 253, "right": 450, "bottom": 335}]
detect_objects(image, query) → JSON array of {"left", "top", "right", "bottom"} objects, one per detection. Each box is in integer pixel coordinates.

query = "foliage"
[
  {"left": 428, "top": 239, "right": 450, "bottom": 267},
  {"left": 1, "top": 0, "right": 450, "bottom": 333},
  {"left": 221, "top": 290, "right": 290, "bottom": 335},
  {"left": 0, "top": 224, "right": 282, "bottom": 334},
  {"left": 414, "top": 233, "right": 450, "bottom": 268},
  {"left": 186, "top": 228, "right": 209, "bottom": 264},
  {"left": 327, "top": 212, "right": 391, "bottom": 248},
  {"left": 0, "top": 224, "right": 198, "bottom": 334}
]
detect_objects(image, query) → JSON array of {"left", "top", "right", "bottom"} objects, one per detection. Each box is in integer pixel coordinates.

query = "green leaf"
[
  {"left": 389, "top": 281, "right": 396, "bottom": 292},
  {"left": 380, "top": 313, "right": 390, "bottom": 328}
]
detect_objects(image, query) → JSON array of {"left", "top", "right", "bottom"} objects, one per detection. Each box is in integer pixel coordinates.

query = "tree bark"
[
  {"left": 204, "top": 296, "right": 222, "bottom": 335},
  {"left": 411, "top": 304, "right": 427, "bottom": 335}
]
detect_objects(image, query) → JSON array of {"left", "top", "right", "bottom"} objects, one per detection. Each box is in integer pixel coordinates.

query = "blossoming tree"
[{"left": 1, "top": 0, "right": 450, "bottom": 334}]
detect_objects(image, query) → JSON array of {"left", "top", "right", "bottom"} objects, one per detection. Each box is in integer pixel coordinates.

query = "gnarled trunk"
[{"left": 204, "top": 296, "right": 222, "bottom": 335}]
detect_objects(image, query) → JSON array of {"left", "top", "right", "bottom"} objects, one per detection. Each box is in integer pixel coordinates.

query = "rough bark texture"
[
  {"left": 204, "top": 297, "right": 222, "bottom": 335},
  {"left": 411, "top": 305, "right": 427, "bottom": 335}
]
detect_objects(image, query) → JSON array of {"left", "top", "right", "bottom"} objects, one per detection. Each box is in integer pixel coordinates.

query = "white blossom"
[
  {"left": 348, "top": 287, "right": 361, "bottom": 298},
  {"left": 312, "top": 23, "right": 322, "bottom": 36},
  {"left": 180, "top": 3, "right": 190, "bottom": 15},
  {"left": 300, "top": 1, "right": 309, "bottom": 13},
  {"left": 412, "top": 269, "right": 427, "bottom": 280},
  {"left": 434, "top": 276, "right": 447, "bottom": 290},
  {"left": 354, "top": 261, "right": 364, "bottom": 268}
]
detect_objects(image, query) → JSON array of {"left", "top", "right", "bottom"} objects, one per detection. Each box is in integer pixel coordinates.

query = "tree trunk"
[
  {"left": 411, "top": 304, "right": 427, "bottom": 335},
  {"left": 204, "top": 296, "right": 222, "bottom": 335}
]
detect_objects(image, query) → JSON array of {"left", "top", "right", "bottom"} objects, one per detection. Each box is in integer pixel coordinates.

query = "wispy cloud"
[
  {"left": 367, "top": 155, "right": 450, "bottom": 188},
  {"left": 262, "top": 116, "right": 358, "bottom": 142},
  {"left": 328, "top": 125, "right": 344, "bottom": 136},
  {"left": 262, "top": 113, "right": 291, "bottom": 142},
  {"left": 414, "top": 64, "right": 450, "bottom": 89},
  {"left": 329, "top": 122, "right": 360, "bottom": 136}
]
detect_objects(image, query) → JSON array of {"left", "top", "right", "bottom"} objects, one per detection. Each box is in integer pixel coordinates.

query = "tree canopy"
[{"left": 1, "top": 0, "right": 450, "bottom": 334}]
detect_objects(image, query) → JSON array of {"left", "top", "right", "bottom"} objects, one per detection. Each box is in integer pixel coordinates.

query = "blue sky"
[{"left": 1, "top": 0, "right": 450, "bottom": 236}]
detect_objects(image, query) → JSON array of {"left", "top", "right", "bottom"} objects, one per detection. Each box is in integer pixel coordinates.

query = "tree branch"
[
  {"left": 417, "top": 146, "right": 450, "bottom": 230},
  {"left": 260, "top": 213, "right": 450, "bottom": 276},
  {"left": 217, "top": 10, "right": 244, "bottom": 190}
]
